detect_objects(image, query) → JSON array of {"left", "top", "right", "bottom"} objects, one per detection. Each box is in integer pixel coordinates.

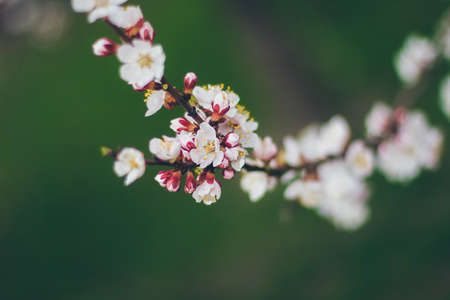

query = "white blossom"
[
  {"left": 218, "top": 108, "right": 259, "bottom": 149},
  {"left": 318, "top": 115, "right": 351, "bottom": 157},
  {"left": 107, "top": 5, "right": 142, "bottom": 29},
  {"left": 193, "top": 177, "right": 221, "bottom": 205},
  {"left": 189, "top": 122, "right": 224, "bottom": 168},
  {"left": 317, "top": 160, "right": 370, "bottom": 230},
  {"left": 254, "top": 136, "right": 278, "bottom": 161},
  {"left": 149, "top": 136, "right": 181, "bottom": 161},
  {"left": 225, "top": 146, "right": 247, "bottom": 171},
  {"left": 71, "top": 0, "right": 127, "bottom": 23},
  {"left": 439, "top": 75, "right": 450, "bottom": 119},
  {"left": 192, "top": 85, "right": 239, "bottom": 117},
  {"left": 377, "top": 110, "right": 443, "bottom": 181},
  {"left": 282, "top": 116, "right": 350, "bottom": 167},
  {"left": 394, "top": 35, "right": 437, "bottom": 85},
  {"left": 113, "top": 147, "right": 145, "bottom": 186},
  {"left": 241, "top": 171, "right": 276, "bottom": 202},
  {"left": 365, "top": 102, "right": 393, "bottom": 137},
  {"left": 284, "top": 180, "right": 323, "bottom": 208},
  {"left": 117, "top": 39, "right": 165, "bottom": 89},
  {"left": 145, "top": 90, "right": 165, "bottom": 117},
  {"left": 345, "top": 140, "right": 375, "bottom": 178},
  {"left": 378, "top": 139, "right": 421, "bottom": 181},
  {"left": 283, "top": 136, "right": 303, "bottom": 167}
]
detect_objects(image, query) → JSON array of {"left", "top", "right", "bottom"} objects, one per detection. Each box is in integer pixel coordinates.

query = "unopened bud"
[
  {"left": 394, "top": 107, "right": 406, "bottom": 124},
  {"left": 184, "top": 171, "right": 196, "bottom": 194},
  {"left": 218, "top": 158, "right": 230, "bottom": 169},
  {"left": 166, "top": 170, "right": 181, "bottom": 192},
  {"left": 92, "top": 38, "right": 116, "bottom": 56},
  {"left": 100, "top": 146, "right": 112, "bottom": 156},
  {"left": 139, "top": 21, "right": 155, "bottom": 42},
  {"left": 223, "top": 169, "right": 235, "bottom": 180},
  {"left": 155, "top": 170, "right": 173, "bottom": 187},
  {"left": 205, "top": 171, "right": 216, "bottom": 184},
  {"left": 184, "top": 72, "right": 197, "bottom": 93}
]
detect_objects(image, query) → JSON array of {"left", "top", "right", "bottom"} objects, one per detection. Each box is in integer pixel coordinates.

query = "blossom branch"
[{"left": 74, "top": 1, "right": 447, "bottom": 230}]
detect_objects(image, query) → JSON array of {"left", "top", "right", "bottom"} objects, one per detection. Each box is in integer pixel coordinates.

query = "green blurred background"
[{"left": 1, "top": 0, "right": 450, "bottom": 299}]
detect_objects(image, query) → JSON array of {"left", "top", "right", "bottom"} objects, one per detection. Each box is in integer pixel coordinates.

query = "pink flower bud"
[
  {"left": 223, "top": 169, "right": 235, "bottom": 180},
  {"left": 184, "top": 171, "right": 196, "bottom": 194},
  {"left": 184, "top": 72, "right": 197, "bottom": 92},
  {"left": 224, "top": 133, "right": 240, "bottom": 148},
  {"left": 394, "top": 107, "right": 406, "bottom": 124},
  {"left": 205, "top": 172, "right": 216, "bottom": 184},
  {"left": 92, "top": 38, "right": 116, "bottom": 56},
  {"left": 166, "top": 171, "right": 181, "bottom": 192},
  {"left": 139, "top": 21, "right": 155, "bottom": 42},
  {"left": 155, "top": 170, "right": 173, "bottom": 187},
  {"left": 218, "top": 158, "right": 230, "bottom": 169}
]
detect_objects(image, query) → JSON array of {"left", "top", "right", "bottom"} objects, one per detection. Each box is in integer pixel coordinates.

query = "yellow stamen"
[
  {"left": 204, "top": 141, "right": 215, "bottom": 153},
  {"left": 137, "top": 54, "right": 153, "bottom": 68},
  {"left": 130, "top": 159, "right": 139, "bottom": 169},
  {"left": 94, "top": 0, "right": 109, "bottom": 8}
]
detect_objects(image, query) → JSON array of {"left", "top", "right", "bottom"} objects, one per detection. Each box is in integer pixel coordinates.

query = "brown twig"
[{"left": 161, "top": 77, "right": 205, "bottom": 124}]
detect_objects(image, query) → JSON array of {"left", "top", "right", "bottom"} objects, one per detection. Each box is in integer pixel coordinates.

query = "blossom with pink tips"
[
  {"left": 184, "top": 172, "right": 196, "bottom": 194},
  {"left": 92, "top": 38, "right": 116, "bottom": 56},
  {"left": 139, "top": 21, "right": 154, "bottom": 42},
  {"left": 166, "top": 170, "right": 181, "bottom": 192}
]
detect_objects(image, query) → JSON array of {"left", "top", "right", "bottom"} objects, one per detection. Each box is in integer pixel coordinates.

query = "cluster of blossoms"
[{"left": 73, "top": 1, "right": 448, "bottom": 231}]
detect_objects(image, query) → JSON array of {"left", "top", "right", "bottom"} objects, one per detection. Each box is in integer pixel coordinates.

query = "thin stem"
[
  {"left": 105, "top": 19, "right": 132, "bottom": 43},
  {"left": 161, "top": 77, "right": 205, "bottom": 124}
]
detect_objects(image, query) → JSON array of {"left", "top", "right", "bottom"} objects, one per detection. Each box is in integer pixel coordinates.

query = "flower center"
[
  {"left": 355, "top": 155, "right": 367, "bottom": 168},
  {"left": 130, "top": 159, "right": 139, "bottom": 169},
  {"left": 138, "top": 54, "right": 153, "bottom": 68},
  {"left": 94, "top": 0, "right": 109, "bottom": 8},
  {"left": 204, "top": 141, "right": 215, "bottom": 153},
  {"left": 202, "top": 194, "right": 216, "bottom": 204}
]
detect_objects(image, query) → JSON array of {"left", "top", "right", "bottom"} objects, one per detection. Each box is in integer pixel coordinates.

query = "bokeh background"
[{"left": 1, "top": 0, "right": 450, "bottom": 299}]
